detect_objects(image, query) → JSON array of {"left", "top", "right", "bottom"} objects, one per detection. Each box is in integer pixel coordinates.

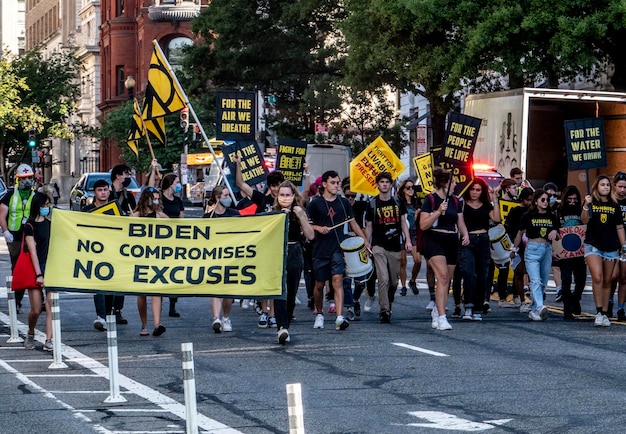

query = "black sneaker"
[
  {"left": 555, "top": 288, "right": 563, "bottom": 303},
  {"left": 618, "top": 309, "right": 626, "bottom": 322},
  {"left": 482, "top": 302, "right": 491, "bottom": 315},
  {"left": 572, "top": 300, "right": 582, "bottom": 315},
  {"left": 409, "top": 280, "right": 419, "bottom": 295},
  {"left": 379, "top": 311, "right": 391, "bottom": 323},
  {"left": 608, "top": 301, "right": 614, "bottom": 318},
  {"left": 451, "top": 306, "right": 462, "bottom": 318},
  {"left": 354, "top": 301, "right": 361, "bottom": 317},
  {"left": 400, "top": 287, "right": 407, "bottom": 296},
  {"left": 115, "top": 310, "right": 128, "bottom": 325}
]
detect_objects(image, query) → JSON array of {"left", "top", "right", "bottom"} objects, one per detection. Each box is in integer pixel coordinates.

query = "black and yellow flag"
[
  {"left": 127, "top": 100, "right": 166, "bottom": 156},
  {"left": 142, "top": 45, "right": 186, "bottom": 120}
]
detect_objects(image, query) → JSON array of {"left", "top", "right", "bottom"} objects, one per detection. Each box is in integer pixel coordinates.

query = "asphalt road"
[{"left": 1, "top": 207, "right": 626, "bottom": 433}]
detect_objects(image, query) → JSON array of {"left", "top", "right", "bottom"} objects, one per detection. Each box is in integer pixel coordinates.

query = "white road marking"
[
  {"left": 0, "top": 311, "right": 244, "bottom": 434},
  {"left": 392, "top": 342, "right": 449, "bottom": 357},
  {"left": 404, "top": 411, "right": 511, "bottom": 431}
]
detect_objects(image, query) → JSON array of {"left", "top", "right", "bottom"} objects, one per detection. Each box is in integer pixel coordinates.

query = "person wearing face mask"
[
  {"left": 159, "top": 172, "right": 185, "bottom": 318},
  {"left": 133, "top": 188, "right": 168, "bottom": 337},
  {"left": 556, "top": 185, "right": 586, "bottom": 320},
  {"left": 203, "top": 185, "right": 240, "bottom": 333},
  {"left": 22, "top": 192, "right": 53, "bottom": 350},
  {"left": 273, "top": 181, "right": 314, "bottom": 344},
  {"left": 106, "top": 164, "right": 137, "bottom": 325},
  {"left": 0, "top": 163, "right": 37, "bottom": 312}
]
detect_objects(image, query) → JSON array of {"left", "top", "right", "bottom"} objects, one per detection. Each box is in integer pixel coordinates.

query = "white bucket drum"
[
  {"left": 340, "top": 236, "right": 373, "bottom": 282},
  {"left": 488, "top": 224, "right": 513, "bottom": 266}
]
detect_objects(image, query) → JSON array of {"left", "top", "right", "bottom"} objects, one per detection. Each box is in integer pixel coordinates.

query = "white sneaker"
[
  {"left": 519, "top": 302, "right": 530, "bottom": 313},
  {"left": 212, "top": 318, "right": 222, "bottom": 333},
  {"left": 426, "top": 300, "right": 436, "bottom": 311},
  {"left": 602, "top": 314, "right": 611, "bottom": 327},
  {"left": 335, "top": 315, "right": 349, "bottom": 331},
  {"left": 241, "top": 299, "right": 251, "bottom": 309},
  {"left": 513, "top": 296, "right": 522, "bottom": 307},
  {"left": 93, "top": 317, "right": 107, "bottom": 331},
  {"left": 278, "top": 327, "right": 290, "bottom": 344},
  {"left": 463, "top": 307, "right": 473, "bottom": 320},
  {"left": 364, "top": 296, "right": 374, "bottom": 312},
  {"left": 594, "top": 312, "right": 603, "bottom": 326},
  {"left": 222, "top": 317, "right": 232, "bottom": 332},
  {"left": 295, "top": 296, "right": 301, "bottom": 305},
  {"left": 431, "top": 306, "right": 439, "bottom": 329},
  {"left": 313, "top": 314, "right": 324, "bottom": 329},
  {"left": 472, "top": 313, "right": 483, "bottom": 321},
  {"left": 528, "top": 310, "right": 542, "bottom": 321},
  {"left": 437, "top": 315, "right": 452, "bottom": 330}
]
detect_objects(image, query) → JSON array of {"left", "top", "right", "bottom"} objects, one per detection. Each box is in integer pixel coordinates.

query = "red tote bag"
[{"left": 11, "top": 225, "right": 40, "bottom": 291}]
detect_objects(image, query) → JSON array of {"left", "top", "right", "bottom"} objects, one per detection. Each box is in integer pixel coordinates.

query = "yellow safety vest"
[{"left": 7, "top": 190, "right": 34, "bottom": 231}]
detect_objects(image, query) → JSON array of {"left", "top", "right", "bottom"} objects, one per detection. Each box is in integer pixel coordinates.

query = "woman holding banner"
[
  {"left": 420, "top": 167, "right": 469, "bottom": 331},
  {"left": 203, "top": 186, "right": 240, "bottom": 333},
  {"left": 273, "top": 181, "right": 314, "bottom": 344},
  {"left": 581, "top": 175, "right": 625, "bottom": 327},
  {"left": 134, "top": 188, "right": 168, "bottom": 337},
  {"left": 557, "top": 186, "right": 586, "bottom": 319}
]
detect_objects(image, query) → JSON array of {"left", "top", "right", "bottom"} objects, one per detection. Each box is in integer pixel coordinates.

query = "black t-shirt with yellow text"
[
  {"left": 519, "top": 211, "right": 560, "bottom": 241},
  {"left": 366, "top": 197, "right": 407, "bottom": 252},
  {"left": 585, "top": 201, "right": 622, "bottom": 251}
]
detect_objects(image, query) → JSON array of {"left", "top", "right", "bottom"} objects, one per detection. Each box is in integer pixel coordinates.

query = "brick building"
[{"left": 97, "top": 0, "right": 202, "bottom": 171}]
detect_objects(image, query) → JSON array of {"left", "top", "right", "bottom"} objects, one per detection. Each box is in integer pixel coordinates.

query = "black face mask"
[{"left": 122, "top": 177, "right": 131, "bottom": 188}]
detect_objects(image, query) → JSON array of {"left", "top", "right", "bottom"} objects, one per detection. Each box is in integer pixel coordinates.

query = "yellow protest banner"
[
  {"left": 45, "top": 210, "right": 287, "bottom": 297},
  {"left": 499, "top": 199, "right": 520, "bottom": 225},
  {"left": 349, "top": 136, "right": 406, "bottom": 196},
  {"left": 412, "top": 153, "right": 434, "bottom": 194}
]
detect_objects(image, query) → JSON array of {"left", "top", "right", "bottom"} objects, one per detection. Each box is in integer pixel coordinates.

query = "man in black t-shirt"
[
  {"left": 365, "top": 172, "right": 411, "bottom": 323},
  {"left": 307, "top": 171, "right": 369, "bottom": 331}
]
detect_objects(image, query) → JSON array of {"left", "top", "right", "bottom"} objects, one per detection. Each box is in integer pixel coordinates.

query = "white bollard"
[
  {"left": 5, "top": 276, "right": 23, "bottom": 343},
  {"left": 286, "top": 383, "right": 305, "bottom": 434},
  {"left": 104, "top": 314, "right": 127, "bottom": 403},
  {"left": 181, "top": 342, "right": 198, "bottom": 434},
  {"left": 48, "top": 291, "right": 67, "bottom": 369}
]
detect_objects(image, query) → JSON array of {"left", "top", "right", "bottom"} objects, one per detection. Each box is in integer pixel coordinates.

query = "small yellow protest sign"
[
  {"left": 499, "top": 199, "right": 520, "bottom": 225},
  {"left": 45, "top": 210, "right": 287, "bottom": 297},
  {"left": 413, "top": 153, "right": 434, "bottom": 194},
  {"left": 349, "top": 136, "right": 406, "bottom": 196}
]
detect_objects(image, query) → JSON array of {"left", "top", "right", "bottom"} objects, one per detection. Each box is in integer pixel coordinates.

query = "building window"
[
  {"left": 116, "top": 66, "right": 125, "bottom": 97},
  {"left": 116, "top": 0, "right": 124, "bottom": 16}
]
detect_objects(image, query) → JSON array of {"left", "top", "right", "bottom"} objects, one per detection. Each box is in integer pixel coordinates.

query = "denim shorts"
[{"left": 584, "top": 244, "right": 619, "bottom": 261}]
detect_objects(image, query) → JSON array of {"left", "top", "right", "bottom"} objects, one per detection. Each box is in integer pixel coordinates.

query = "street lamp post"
[{"left": 124, "top": 75, "right": 136, "bottom": 101}]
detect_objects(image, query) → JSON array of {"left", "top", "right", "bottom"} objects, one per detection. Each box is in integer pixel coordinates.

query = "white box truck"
[{"left": 464, "top": 88, "right": 626, "bottom": 192}]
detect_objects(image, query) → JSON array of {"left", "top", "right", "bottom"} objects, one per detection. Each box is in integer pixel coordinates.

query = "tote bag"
[{"left": 12, "top": 225, "right": 39, "bottom": 291}]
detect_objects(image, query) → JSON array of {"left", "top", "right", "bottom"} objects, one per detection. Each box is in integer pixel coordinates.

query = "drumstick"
[{"left": 328, "top": 219, "right": 352, "bottom": 230}]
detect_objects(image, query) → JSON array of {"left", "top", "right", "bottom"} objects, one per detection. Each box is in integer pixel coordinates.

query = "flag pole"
[
  {"left": 151, "top": 40, "right": 237, "bottom": 204},
  {"left": 134, "top": 98, "right": 156, "bottom": 161}
]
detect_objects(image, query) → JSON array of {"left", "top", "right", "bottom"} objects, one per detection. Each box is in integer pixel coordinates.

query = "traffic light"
[
  {"left": 27, "top": 129, "right": 36, "bottom": 147},
  {"left": 180, "top": 107, "right": 189, "bottom": 132}
]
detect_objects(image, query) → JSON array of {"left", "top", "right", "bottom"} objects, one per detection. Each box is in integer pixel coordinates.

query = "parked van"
[{"left": 306, "top": 144, "right": 352, "bottom": 181}]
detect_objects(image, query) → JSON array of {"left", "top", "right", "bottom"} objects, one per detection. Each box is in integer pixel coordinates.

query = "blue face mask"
[
  {"left": 40, "top": 207, "right": 50, "bottom": 217},
  {"left": 174, "top": 184, "right": 182, "bottom": 194},
  {"left": 549, "top": 196, "right": 557, "bottom": 206}
]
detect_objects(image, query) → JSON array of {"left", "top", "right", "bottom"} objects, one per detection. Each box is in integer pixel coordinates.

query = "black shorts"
[
  {"left": 423, "top": 231, "right": 459, "bottom": 265},
  {"left": 312, "top": 250, "right": 345, "bottom": 282}
]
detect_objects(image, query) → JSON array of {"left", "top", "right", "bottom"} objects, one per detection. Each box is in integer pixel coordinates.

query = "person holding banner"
[
  {"left": 23, "top": 192, "right": 53, "bottom": 350},
  {"left": 308, "top": 170, "right": 369, "bottom": 331},
  {"left": 203, "top": 185, "right": 240, "bottom": 333},
  {"left": 397, "top": 179, "right": 422, "bottom": 297},
  {"left": 273, "top": 181, "right": 314, "bottom": 344},
  {"left": 513, "top": 189, "right": 560, "bottom": 321},
  {"left": 107, "top": 164, "right": 137, "bottom": 325},
  {"left": 420, "top": 167, "right": 469, "bottom": 331},
  {"left": 134, "top": 188, "right": 168, "bottom": 337},
  {"left": 556, "top": 186, "right": 586, "bottom": 320},
  {"left": 160, "top": 173, "right": 185, "bottom": 318},
  {"left": 458, "top": 178, "right": 500, "bottom": 321},
  {"left": 581, "top": 175, "right": 626, "bottom": 327}
]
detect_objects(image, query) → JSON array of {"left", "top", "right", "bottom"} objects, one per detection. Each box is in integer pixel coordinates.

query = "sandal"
[{"left": 140, "top": 327, "right": 149, "bottom": 336}]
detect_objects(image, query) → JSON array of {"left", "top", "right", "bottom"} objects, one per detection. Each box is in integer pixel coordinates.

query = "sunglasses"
[
  {"left": 538, "top": 197, "right": 548, "bottom": 203},
  {"left": 549, "top": 194, "right": 557, "bottom": 198},
  {"left": 148, "top": 187, "right": 159, "bottom": 193},
  {"left": 345, "top": 194, "right": 356, "bottom": 199},
  {"left": 405, "top": 186, "right": 414, "bottom": 190}
]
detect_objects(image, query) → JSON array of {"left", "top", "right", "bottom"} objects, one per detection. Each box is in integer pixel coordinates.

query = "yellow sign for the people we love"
[
  {"left": 45, "top": 210, "right": 287, "bottom": 298},
  {"left": 349, "top": 136, "right": 406, "bottom": 196}
]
